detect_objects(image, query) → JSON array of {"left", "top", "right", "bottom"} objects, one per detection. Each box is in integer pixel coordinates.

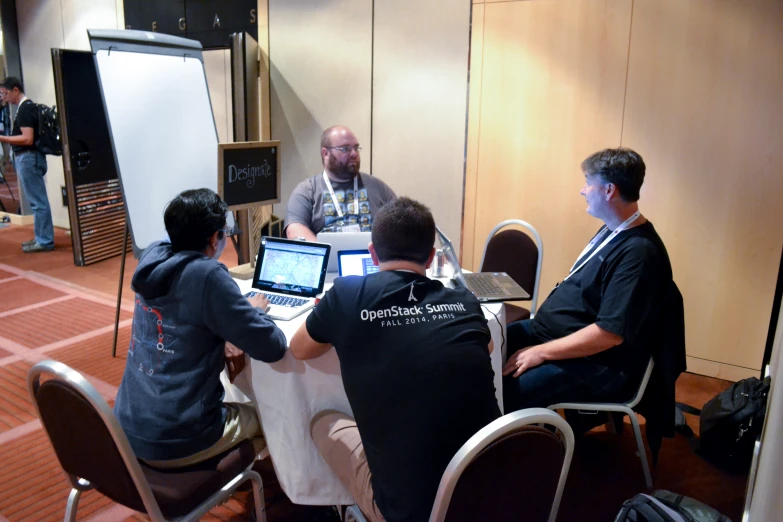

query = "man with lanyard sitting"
[
  {"left": 502, "top": 148, "right": 673, "bottom": 414},
  {"left": 284, "top": 125, "right": 396, "bottom": 241}
]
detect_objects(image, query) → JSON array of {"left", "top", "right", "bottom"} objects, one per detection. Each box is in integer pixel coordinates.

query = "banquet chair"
[
  {"left": 479, "top": 219, "right": 543, "bottom": 322},
  {"left": 346, "top": 408, "right": 574, "bottom": 522},
  {"left": 27, "top": 360, "right": 266, "bottom": 522},
  {"left": 548, "top": 357, "right": 656, "bottom": 491}
]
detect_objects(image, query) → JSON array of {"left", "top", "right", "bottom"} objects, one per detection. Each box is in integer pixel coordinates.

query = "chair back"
[
  {"left": 626, "top": 357, "right": 655, "bottom": 408},
  {"left": 27, "top": 360, "right": 165, "bottom": 520},
  {"left": 430, "top": 408, "right": 574, "bottom": 522},
  {"left": 479, "top": 220, "right": 543, "bottom": 315}
]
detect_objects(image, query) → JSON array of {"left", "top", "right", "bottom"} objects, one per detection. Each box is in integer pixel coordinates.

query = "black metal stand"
[
  {"left": 0, "top": 164, "right": 17, "bottom": 212},
  {"left": 111, "top": 219, "right": 129, "bottom": 357}
]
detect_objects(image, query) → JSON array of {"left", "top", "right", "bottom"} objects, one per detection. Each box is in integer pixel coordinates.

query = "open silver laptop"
[
  {"left": 316, "top": 232, "right": 372, "bottom": 273},
  {"left": 436, "top": 227, "right": 530, "bottom": 303},
  {"left": 248, "top": 237, "right": 331, "bottom": 321},
  {"left": 338, "top": 249, "right": 379, "bottom": 277}
]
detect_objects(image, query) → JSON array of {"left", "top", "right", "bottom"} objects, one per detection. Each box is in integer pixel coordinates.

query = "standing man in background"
[
  {"left": 0, "top": 77, "right": 54, "bottom": 252},
  {"left": 284, "top": 125, "right": 396, "bottom": 241}
]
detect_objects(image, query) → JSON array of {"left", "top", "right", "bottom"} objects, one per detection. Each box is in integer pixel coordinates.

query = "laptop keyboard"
[
  {"left": 245, "top": 291, "right": 309, "bottom": 308},
  {"left": 467, "top": 275, "right": 507, "bottom": 296}
]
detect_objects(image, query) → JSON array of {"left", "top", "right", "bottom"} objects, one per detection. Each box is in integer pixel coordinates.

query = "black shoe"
[{"left": 22, "top": 241, "right": 55, "bottom": 253}]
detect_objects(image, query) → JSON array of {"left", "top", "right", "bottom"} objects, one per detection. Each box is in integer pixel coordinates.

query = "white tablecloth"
[{"left": 224, "top": 275, "right": 507, "bottom": 505}]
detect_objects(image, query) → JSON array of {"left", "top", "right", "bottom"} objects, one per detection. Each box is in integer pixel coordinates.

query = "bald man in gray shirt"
[{"left": 285, "top": 126, "right": 396, "bottom": 241}]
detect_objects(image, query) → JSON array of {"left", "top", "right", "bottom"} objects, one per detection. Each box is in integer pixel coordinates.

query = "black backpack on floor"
[
  {"left": 676, "top": 376, "right": 770, "bottom": 472},
  {"left": 615, "top": 490, "right": 732, "bottom": 522}
]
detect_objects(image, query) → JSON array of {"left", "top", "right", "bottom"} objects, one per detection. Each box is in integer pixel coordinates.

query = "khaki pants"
[
  {"left": 144, "top": 403, "right": 266, "bottom": 469},
  {"left": 311, "top": 410, "right": 386, "bottom": 522}
]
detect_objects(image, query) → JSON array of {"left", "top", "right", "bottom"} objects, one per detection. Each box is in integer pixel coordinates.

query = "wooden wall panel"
[
  {"left": 467, "top": 0, "right": 632, "bottom": 297},
  {"left": 257, "top": 0, "right": 271, "bottom": 141},
  {"left": 462, "top": 3, "right": 485, "bottom": 268},
  {"left": 621, "top": 0, "right": 783, "bottom": 370},
  {"left": 372, "top": 0, "right": 472, "bottom": 253},
  {"left": 204, "top": 49, "right": 231, "bottom": 144},
  {"left": 268, "top": 0, "right": 372, "bottom": 219}
]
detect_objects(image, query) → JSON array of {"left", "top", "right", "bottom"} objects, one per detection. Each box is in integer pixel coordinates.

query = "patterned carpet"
[
  {"left": 0, "top": 262, "right": 344, "bottom": 522},
  {"left": 0, "top": 258, "right": 748, "bottom": 521},
  {"left": 0, "top": 264, "right": 256, "bottom": 521}
]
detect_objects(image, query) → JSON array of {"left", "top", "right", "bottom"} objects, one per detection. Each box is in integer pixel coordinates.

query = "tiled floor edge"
[
  {"left": 0, "top": 335, "right": 36, "bottom": 356},
  {"left": 0, "top": 355, "right": 23, "bottom": 367},
  {"left": 33, "top": 319, "right": 133, "bottom": 355},
  {"left": 9, "top": 268, "right": 135, "bottom": 313},
  {"left": 0, "top": 419, "right": 41, "bottom": 446},
  {"left": 0, "top": 264, "right": 26, "bottom": 277},
  {"left": 0, "top": 295, "right": 75, "bottom": 319}
]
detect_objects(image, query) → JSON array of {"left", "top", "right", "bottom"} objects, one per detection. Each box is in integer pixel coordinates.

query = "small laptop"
[
  {"left": 436, "top": 227, "right": 530, "bottom": 303},
  {"left": 316, "top": 232, "right": 372, "bottom": 273},
  {"left": 247, "top": 237, "right": 331, "bottom": 321},
  {"left": 338, "top": 249, "right": 379, "bottom": 277}
]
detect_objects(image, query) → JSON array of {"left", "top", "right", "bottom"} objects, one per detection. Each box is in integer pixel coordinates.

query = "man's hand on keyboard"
[{"left": 248, "top": 292, "right": 271, "bottom": 313}]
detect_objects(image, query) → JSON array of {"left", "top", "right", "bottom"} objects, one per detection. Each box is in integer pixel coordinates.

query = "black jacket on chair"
[{"left": 637, "top": 281, "right": 687, "bottom": 464}]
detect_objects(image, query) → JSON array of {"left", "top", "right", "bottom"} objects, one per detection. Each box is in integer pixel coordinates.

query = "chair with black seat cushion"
[
  {"left": 479, "top": 219, "right": 543, "bottom": 323},
  {"left": 346, "top": 408, "right": 574, "bottom": 522},
  {"left": 547, "top": 281, "right": 687, "bottom": 492},
  {"left": 27, "top": 360, "right": 266, "bottom": 522},
  {"left": 548, "top": 357, "right": 655, "bottom": 491},
  {"left": 431, "top": 408, "right": 573, "bottom": 522}
]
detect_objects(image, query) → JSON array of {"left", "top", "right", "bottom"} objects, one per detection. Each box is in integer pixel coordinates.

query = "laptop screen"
[
  {"left": 316, "top": 231, "right": 372, "bottom": 273},
  {"left": 338, "top": 250, "right": 379, "bottom": 277},
  {"left": 253, "top": 237, "right": 331, "bottom": 297}
]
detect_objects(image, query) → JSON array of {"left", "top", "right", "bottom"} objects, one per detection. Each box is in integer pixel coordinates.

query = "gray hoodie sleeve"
[{"left": 202, "top": 265, "right": 287, "bottom": 362}]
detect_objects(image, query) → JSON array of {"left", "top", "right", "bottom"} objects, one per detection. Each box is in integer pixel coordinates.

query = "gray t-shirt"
[{"left": 285, "top": 172, "right": 397, "bottom": 235}]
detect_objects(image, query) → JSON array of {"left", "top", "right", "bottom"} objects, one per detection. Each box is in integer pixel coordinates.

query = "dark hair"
[
  {"left": 163, "top": 188, "right": 227, "bottom": 253},
  {"left": 0, "top": 77, "right": 24, "bottom": 93},
  {"left": 581, "top": 148, "right": 646, "bottom": 202},
  {"left": 371, "top": 197, "right": 435, "bottom": 264}
]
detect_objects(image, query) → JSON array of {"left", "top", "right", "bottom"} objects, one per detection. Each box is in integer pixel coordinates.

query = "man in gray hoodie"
[{"left": 114, "top": 188, "right": 287, "bottom": 467}]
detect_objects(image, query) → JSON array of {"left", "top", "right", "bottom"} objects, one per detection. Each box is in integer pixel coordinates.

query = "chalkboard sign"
[{"left": 218, "top": 141, "right": 281, "bottom": 210}]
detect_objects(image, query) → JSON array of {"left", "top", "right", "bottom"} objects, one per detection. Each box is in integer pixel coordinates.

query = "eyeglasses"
[
  {"left": 220, "top": 226, "right": 239, "bottom": 237},
  {"left": 327, "top": 145, "right": 362, "bottom": 154}
]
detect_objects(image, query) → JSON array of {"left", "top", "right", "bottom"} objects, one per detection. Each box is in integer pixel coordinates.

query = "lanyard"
[
  {"left": 564, "top": 211, "right": 640, "bottom": 281},
  {"left": 322, "top": 172, "right": 359, "bottom": 218}
]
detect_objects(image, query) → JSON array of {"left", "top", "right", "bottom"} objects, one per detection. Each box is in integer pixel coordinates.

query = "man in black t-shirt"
[
  {"left": 290, "top": 197, "right": 500, "bottom": 522},
  {"left": 0, "top": 77, "right": 54, "bottom": 252},
  {"left": 503, "top": 148, "right": 672, "bottom": 414}
]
